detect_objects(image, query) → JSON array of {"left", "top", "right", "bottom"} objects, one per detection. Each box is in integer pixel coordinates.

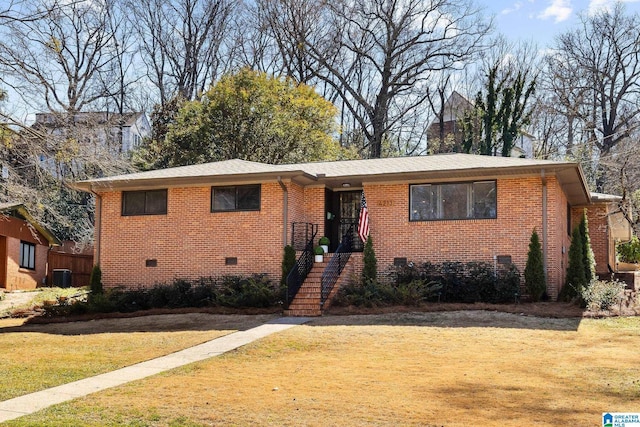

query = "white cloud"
[
  {"left": 538, "top": 0, "right": 573, "bottom": 22},
  {"left": 588, "top": 0, "right": 640, "bottom": 15},
  {"left": 501, "top": 1, "right": 523, "bottom": 15}
]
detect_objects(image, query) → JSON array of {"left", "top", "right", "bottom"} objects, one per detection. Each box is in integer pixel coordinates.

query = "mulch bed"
[{"left": 15, "top": 300, "right": 640, "bottom": 325}]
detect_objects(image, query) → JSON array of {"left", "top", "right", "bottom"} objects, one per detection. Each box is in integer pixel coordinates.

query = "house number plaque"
[{"left": 377, "top": 200, "right": 393, "bottom": 207}]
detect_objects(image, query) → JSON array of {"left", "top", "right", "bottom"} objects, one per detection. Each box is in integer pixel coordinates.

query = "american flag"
[{"left": 357, "top": 191, "right": 370, "bottom": 243}]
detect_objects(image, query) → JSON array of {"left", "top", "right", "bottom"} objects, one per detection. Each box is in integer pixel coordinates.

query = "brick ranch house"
[
  {"left": 0, "top": 203, "right": 61, "bottom": 290},
  {"left": 73, "top": 154, "right": 631, "bottom": 310}
]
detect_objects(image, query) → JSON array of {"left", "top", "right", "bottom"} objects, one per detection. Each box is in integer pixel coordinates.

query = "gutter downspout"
[
  {"left": 277, "top": 177, "right": 288, "bottom": 247},
  {"left": 541, "top": 169, "right": 548, "bottom": 284},
  {"left": 89, "top": 185, "right": 102, "bottom": 266}
]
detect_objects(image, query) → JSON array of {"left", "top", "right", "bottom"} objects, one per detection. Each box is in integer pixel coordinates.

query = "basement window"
[
  {"left": 211, "top": 185, "right": 260, "bottom": 212},
  {"left": 410, "top": 181, "right": 497, "bottom": 221}
]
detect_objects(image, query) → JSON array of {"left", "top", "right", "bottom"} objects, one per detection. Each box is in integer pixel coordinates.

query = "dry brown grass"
[
  {"left": 3, "top": 311, "right": 638, "bottom": 426},
  {"left": 0, "top": 313, "right": 277, "bottom": 401}
]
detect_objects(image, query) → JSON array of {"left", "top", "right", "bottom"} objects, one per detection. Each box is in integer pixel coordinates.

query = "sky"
[{"left": 483, "top": 0, "right": 640, "bottom": 47}]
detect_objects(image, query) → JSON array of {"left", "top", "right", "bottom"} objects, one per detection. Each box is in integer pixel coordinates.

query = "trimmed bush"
[
  {"left": 579, "top": 210, "right": 596, "bottom": 282},
  {"left": 524, "top": 229, "right": 546, "bottom": 302},
  {"left": 281, "top": 245, "right": 296, "bottom": 285},
  {"left": 362, "top": 235, "right": 377, "bottom": 283},
  {"left": 89, "top": 265, "right": 103, "bottom": 296},
  {"left": 334, "top": 260, "right": 520, "bottom": 307},
  {"left": 560, "top": 226, "right": 587, "bottom": 301},
  {"left": 42, "top": 275, "right": 284, "bottom": 316},
  {"left": 581, "top": 278, "right": 625, "bottom": 311},
  {"left": 332, "top": 277, "right": 441, "bottom": 308}
]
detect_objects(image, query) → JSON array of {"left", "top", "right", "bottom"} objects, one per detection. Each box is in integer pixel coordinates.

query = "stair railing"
[
  {"left": 286, "top": 222, "right": 317, "bottom": 307},
  {"left": 320, "top": 227, "right": 353, "bottom": 305}
]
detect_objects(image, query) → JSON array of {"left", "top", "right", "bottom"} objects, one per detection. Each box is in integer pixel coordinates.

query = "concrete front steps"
[{"left": 284, "top": 259, "right": 326, "bottom": 317}]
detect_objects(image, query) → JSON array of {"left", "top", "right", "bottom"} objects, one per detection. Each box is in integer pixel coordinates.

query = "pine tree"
[
  {"left": 524, "top": 229, "right": 546, "bottom": 301},
  {"left": 560, "top": 226, "right": 587, "bottom": 301},
  {"left": 579, "top": 209, "right": 596, "bottom": 283},
  {"left": 362, "top": 236, "right": 377, "bottom": 283}
]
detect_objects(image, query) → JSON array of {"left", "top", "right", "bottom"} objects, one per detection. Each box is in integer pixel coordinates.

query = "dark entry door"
[{"left": 325, "top": 190, "right": 363, "bottom": 252}]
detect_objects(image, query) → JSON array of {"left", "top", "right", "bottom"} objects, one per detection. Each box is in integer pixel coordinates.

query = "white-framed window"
[
  {"left": 410, "top": 181, "right": 497, "bottom": 221},
  {"left": 19, "top": 241, "right": 36, "bottom": 270}
]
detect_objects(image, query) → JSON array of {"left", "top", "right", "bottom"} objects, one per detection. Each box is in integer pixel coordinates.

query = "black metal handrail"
[
  {"left": 286, "top": 222, "right": 317, "bottom": 307},
  {"left": 320, "top": 227, "right": 353, "bottom": 305}
]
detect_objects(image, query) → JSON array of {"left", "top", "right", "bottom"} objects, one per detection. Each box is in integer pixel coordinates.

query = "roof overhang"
[
  {"left": 0, "top": 203, "right": 61, "bottom": 246},
  {"left": 71, "top": 155, "right": 591, "bottom": 206},
  {"left": 321, "top": 164, "right": 591, "bottom": 205},
  {"left": 72, "top": 170, "right": 317, "bottom": 192}
]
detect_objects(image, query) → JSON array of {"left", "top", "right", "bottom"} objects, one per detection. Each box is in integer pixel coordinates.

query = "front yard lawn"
[
  {"left": 1, "top": 311, "right": 639, "bottom": 426},
  {"left": 0, "top": 313, "right": 277, "bottom": 401}
]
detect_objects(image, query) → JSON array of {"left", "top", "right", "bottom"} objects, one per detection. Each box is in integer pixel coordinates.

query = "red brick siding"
[
  {"left": 1, "top": 215, "right": 50, "bottom": 290},
  {"left": 364, "top": 176, "right": 567, "bottom": 298},
  {"left": 98, "top": 183, "right": 286, "bottom": 288},
  {"left": 303, "top": 187, "right": 326, "bottom": 238},
  {"left": 96, "top": 174, "right": 586, "bottom": 300}
]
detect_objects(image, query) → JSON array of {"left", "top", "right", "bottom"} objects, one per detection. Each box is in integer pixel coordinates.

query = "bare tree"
[
  {"left": 129, "top": 0, "right": 234, "bottom": 106},
  {"left": 277, "top": 0, "right": 492, "bottom": 158},
  {"left": 0, "top": 0, "right": 119, "bottom": 114},
  {"left": 0, "top": 1, "right": 137, "bottom": 242},
  {"left": 549, "top": 4, "right": 640, "bottom": 190}
]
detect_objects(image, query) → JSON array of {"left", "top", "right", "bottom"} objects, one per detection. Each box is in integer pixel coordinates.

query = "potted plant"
[
  {"left": 617, "top": 235, "right": 640, "bottom": 271},
  {"left": 314, "top": 246, "right": 325, "bottom": 263},
  {"left": 318, "top": 236, "right": 330, "bottom": 253}
]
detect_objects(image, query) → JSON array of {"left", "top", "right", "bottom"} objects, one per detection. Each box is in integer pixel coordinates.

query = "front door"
[{"left": 325, "top": 190, "right": 363, "bottom": 252}]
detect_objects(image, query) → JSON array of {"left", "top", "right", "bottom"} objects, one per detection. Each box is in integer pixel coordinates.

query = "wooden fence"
[{"left": 47, "top": 251, "right": 94, "bottom": 288}]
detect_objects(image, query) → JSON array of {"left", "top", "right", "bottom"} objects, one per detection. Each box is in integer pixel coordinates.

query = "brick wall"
[
  {"left": 1, "top": 215, "right": 49, "bottom": 290},
  {"left": 96, "top": 174, "right": 589, "bottom": 300},
  {"left": 363, "top": 176, "right": 568, "bottom": 299},
  {"left": 98, "top": 183, "right": 286, "bottom": 288}
]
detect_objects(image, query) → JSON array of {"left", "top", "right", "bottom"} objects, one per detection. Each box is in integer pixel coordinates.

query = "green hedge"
[
  {"left": 333, "top": 261, "right": 521, "bottom": 307},
  {"left": 42, "top": 275, "right": 285, "bottom": 317}
]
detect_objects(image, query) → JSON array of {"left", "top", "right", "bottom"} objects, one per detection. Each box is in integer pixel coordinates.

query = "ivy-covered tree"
[
  {"left": 461, "top": 41, "right": 536, "bottom": 157},
  {"left": 362, "top": 235, "right": 377, "bottom": 284},
  {"left": 579, "top": 209, "right": 596, "bottom": 282},
  {"left": 135, "top": 68, "right": 349, "bottom": 168},
  {"left": 524, "top": 229, "right": 546, "bottom": 302},
  {"left": 560, "top": 226, "right": 587, "bottom": 301}
]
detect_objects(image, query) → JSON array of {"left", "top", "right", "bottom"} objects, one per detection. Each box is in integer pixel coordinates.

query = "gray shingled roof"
[
  {"left": 76, "top": 154, "right": 574, "bottom": 184},
  {"left": 84, "top": 159, "right": 293, "bottom": 183},
  {"left": 290, "top": 154, "right": 569, "bottom": 177},
  {"left": 72, "top": 153, "right": 592, "bottom": 204}
]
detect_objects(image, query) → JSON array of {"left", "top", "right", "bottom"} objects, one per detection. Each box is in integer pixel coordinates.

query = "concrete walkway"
[{"left": 0, "top": 317, "right": 309, "bottom": 423}]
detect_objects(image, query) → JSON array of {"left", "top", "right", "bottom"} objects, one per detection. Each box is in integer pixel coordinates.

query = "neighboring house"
[
  {"left": 33, "top": 111, "right": 151, "bottom": 154},
  {"left": 427, "top": 91, "right": 537, "bottom": 158},
  {"left": 73, "top": 154, "right": 632, "bottom": 309},
  {"left": 426, "top": 91, "right": 473, "bottom": 150},
  {"left": 0, "top": 203, "right": 61, "bottom": 290}
]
